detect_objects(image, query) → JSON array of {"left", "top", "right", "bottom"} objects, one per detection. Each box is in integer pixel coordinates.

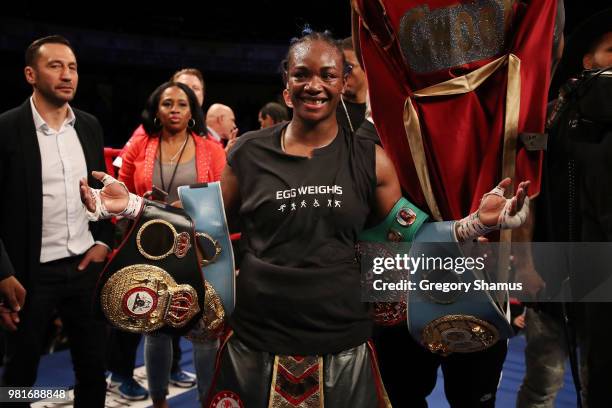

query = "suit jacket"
[{"left": 0, "top": 99, "right": 113, "bottom": 286}]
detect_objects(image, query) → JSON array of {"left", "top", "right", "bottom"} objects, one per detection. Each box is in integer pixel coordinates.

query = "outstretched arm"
[
  {"left": 455, "top": 178, "right": 530, "bottom": 241},
  {"left": 81, "top": 168, "right": 242, "bottom": 228},
  {"left": 373, "top": 146, "right": 530, "bottom": 241}
]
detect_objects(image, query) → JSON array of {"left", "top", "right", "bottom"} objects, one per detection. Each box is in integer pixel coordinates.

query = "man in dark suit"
[{"left": 0, "top": 35, "right": 113, "bottom": 407}]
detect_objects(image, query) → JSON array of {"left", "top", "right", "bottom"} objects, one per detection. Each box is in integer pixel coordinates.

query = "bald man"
[{"left": 206, "top": 103, "right": 238, "bottom": 153}]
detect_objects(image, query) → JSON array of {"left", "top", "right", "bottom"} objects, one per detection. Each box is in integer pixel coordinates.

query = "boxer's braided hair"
[{"left": 280, "top": 26, "right": 349, "bottom": 86}]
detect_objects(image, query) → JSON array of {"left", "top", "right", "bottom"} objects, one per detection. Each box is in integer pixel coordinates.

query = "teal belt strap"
[
  {"left": 178, "top": 182, "right": 235, "bottom": 315},
  {"left": 358, "top": 197, "right": 429, "bottom": 242}
]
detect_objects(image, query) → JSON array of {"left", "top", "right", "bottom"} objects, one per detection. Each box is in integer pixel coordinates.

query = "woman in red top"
[
  {"left": 118, "top": 81, "right": 225, "bottom": 407},
  {"left": 119, "top": 82, "right": 225, "bottom": 200},
  {"left": 113, "top": 68, "right": 208, "bottom": 169}
]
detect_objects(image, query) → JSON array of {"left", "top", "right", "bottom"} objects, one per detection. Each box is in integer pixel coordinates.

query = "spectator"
[
  {"left": 113, "top": 67, "right": 208, "bottom": 168},
  {"left": 257, "top": 101, "right": 288, "bottom": 128},
  {"left": 118, "top": 81, "right": 225, "bottom": 407},
  {"left": 205, "top": 103, "right": 238, "bottom": 153},
  {"left": 0, "top": 35, "right": 112, "bottom": 408},
  {"left": 336, "top": 36, "right": 368, "bottom": 133}
]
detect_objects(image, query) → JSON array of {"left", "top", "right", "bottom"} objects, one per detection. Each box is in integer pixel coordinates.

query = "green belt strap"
[{"left": 358, "top": 197, "right": 429, "bottom": 243}]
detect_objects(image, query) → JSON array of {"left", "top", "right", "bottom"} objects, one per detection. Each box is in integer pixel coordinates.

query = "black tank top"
[{"left": 227, "top": 123, "right": 376, "bottom": 355}]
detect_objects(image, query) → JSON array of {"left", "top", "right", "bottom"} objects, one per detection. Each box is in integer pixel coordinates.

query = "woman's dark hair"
[
  {"left": 142, "top": 82, "right": 206, "bottom": 136},
  {"left": 280, "top": 27, "right": 347, "bottom": 85},
  {"left": 259, "top": 102, "right": 289, "bottom": 123}
]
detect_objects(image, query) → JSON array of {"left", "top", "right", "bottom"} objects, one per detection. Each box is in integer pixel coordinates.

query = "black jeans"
[
  {"left": 107, "top": 329, "right": 141, "bottom": 379},
  {"left": 171, "top": 334, "right": 182, "bottom": 374},
  {"left": 584, "top": 302, "right": 612, "bottom": 407},
  {"left": 373, "top": 323, "right": 507, "bottom": 408},
  {"left": 1, "top": 255, "right": 108, "bottom": 408}
]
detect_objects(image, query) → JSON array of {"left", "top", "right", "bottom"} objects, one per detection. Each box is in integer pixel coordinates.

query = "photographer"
[
  {"left": 521, "top": 8, "right": 612, "bottom": 407},
  {"left": 568, "top": 12, "right": 612, "bottom": 406}
]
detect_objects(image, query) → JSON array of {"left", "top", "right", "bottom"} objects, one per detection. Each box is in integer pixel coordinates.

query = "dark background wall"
[{"left": 0, "top": 1, "right": 604, "bottom": 147}]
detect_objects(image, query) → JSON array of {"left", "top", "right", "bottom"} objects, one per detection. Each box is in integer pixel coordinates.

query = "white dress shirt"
[
  {"left": 31, "top": 97, "right": 95, "bottom": 263},
  {"left": 207, "top": 127, "right": 223, "bottom": 143}
]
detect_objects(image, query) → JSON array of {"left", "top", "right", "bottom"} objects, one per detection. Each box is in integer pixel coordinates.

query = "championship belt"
[
  {"left": 359, "top": 198, "right": 513, "bottom": 354},
  {"left": 97, "top": 201, "right": 204, "bottom": 334},
  {"left": 407, "top": 222, "right": 514, "bottom": 355},
  {"left": 359, "top": 197, "right": 428, "bottom": 326},
  {"left": 178, "top": 182, "right": 235, "bottom": 341}
]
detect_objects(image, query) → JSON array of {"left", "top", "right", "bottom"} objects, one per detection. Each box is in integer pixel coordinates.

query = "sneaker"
[
  {"left": 169, "top": 370, "right": 196, "bottom": 388},
  {"left": 109, "top": 373, "right": 149, "bottom": 401}
]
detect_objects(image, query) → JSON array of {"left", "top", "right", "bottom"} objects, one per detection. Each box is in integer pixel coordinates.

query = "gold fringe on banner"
[{"left": 402, "top": 54, "right": 522, "bottom": 221}]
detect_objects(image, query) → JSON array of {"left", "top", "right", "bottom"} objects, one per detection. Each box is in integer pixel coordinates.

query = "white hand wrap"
[
  {"left": 455, "top": 185, "right": 530, "bottom": 241},
  {"left": 85, "top": 174, "right": 143, "bottom": 221},
  {"left": 121, "top": 191, "right": 144, "bottom": 219}
]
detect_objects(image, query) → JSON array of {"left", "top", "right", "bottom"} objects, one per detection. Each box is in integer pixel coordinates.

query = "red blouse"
[{"left": 119, "top": 130, "right": 226, "bottom": 196}]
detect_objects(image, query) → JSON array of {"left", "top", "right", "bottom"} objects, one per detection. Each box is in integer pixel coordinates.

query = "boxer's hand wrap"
[
  {"left": 455, "top": 185, "right": 530, "bottom": 241},
  {"left": 85, "top": 174, "right": 143, "bottom": 221}
]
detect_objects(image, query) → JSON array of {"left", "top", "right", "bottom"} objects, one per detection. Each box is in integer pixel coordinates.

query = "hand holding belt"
[
  {"left": 96, "top": 200, "right": 205, "bottom": 334},
  {"left": 357, "top": 197, "right": 515, "bottom": 353}
]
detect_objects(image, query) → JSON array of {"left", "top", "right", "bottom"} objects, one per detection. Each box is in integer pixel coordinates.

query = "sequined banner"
[{"left": 398, "top": 0, "right": 510, "bottom": 73}]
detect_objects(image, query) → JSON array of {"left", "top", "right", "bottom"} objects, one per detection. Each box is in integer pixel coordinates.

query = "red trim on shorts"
[
  {"left": 367, "top": 340, "right": 389, "bottom": 408},
  {"left": 204, "top": 329, "right": 234, "bottom": 406}
]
